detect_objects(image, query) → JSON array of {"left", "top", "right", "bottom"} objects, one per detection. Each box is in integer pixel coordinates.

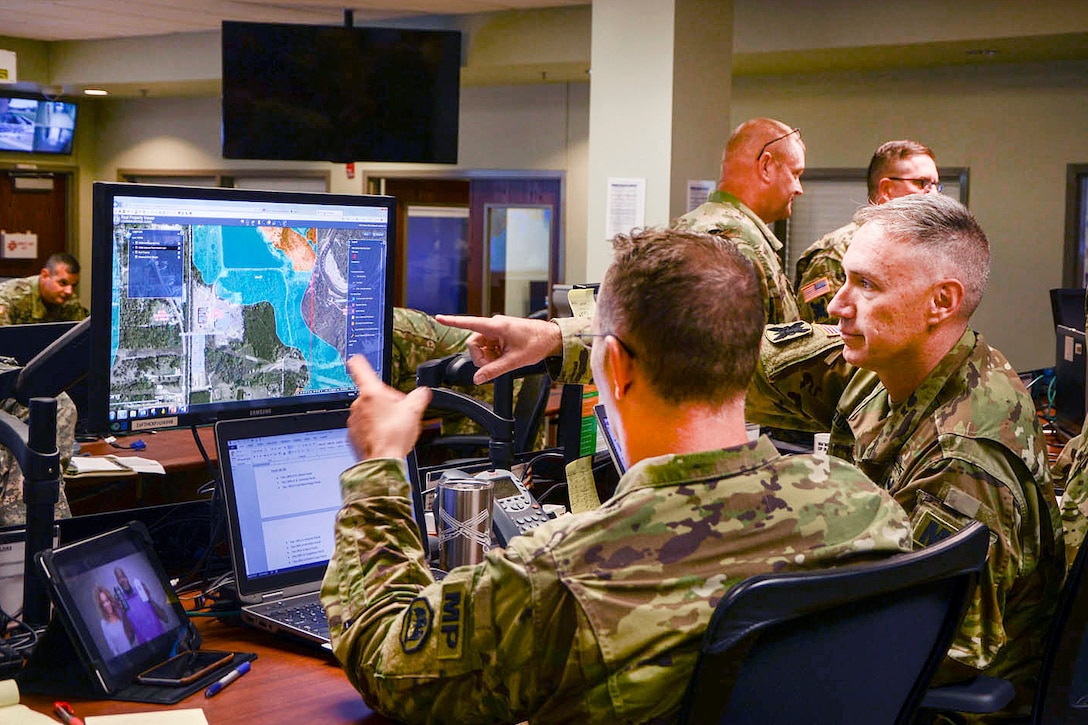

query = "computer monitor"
[
  {"left": 1051, "top": 288, "right": 1086, "bottom": 332},
  {"left": 88, "top": 182, "right": 396, "bottom": 435},
  {"left": 0, "top": 321, "right": 79, "bottom": 365},
  {"left": 1054, "top": 324, "right": 1087, "bottom": 436}
]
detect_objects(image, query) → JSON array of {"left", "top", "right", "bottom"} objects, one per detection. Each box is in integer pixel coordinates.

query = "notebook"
[{"left": 216, "top": 409, "right": 430, "bottom": 647}]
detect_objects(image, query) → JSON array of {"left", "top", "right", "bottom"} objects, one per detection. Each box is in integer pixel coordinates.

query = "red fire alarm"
[{"left": 345, "top": 162, "right": 355, "bottom": 179}]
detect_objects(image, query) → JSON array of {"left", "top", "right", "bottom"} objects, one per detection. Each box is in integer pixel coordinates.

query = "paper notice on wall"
[
  {"left": 0, "top": 231, "right": 37, "bottom": 259},
  {"left": 686, "top": 179, "right": 716, "bottom": 212},
  {"left": 605, "top": 178, "right": 645, "bottom": 241},
  {"left": 0, "top": 50, "right": 15, "bottom": 83}
]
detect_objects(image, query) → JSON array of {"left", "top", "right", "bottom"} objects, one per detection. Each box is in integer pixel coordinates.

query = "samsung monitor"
[
  {"left": 221, "top": 22, "right": 461, "bottom": 163},
  {"left": 88, "top": 182, "right": 396, "bottom": 435},
  {"left": 0, "top": 95, "right": 78, "bottom": 154}
]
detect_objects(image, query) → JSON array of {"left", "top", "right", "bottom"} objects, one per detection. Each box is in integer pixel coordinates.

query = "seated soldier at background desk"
[
  {"left": 746, "top": 193, "right": 1064, "bottom": 718},
  {"left": 0, "top": 252, "right": 88, "bottom": 326},
  {"left": 321, "top": 228, "right": 911, "bottom": 723}
]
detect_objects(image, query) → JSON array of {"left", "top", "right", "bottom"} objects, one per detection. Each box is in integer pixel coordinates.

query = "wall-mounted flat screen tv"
[
  {"left": 221, "top": 22, "right": 461, "bottom": 164},
  {"left": 0, "top": 95, "right": 78, "bottom": 154}
]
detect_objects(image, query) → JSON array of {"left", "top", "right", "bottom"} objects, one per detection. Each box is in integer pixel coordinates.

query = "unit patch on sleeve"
[
  {"left": 765, "top": 321, "right": 812, "bottom": 344},
  {"left": 400, "top": 596, "right": 433, "bottom": 654}
]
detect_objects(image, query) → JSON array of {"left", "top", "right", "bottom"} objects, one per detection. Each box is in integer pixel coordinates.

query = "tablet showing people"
[
  {"left": 94, "top": 584, "right": 134, "bottom": 657},
  {"left": 113, "top": 566, "right": 169, "bottom": 645}
]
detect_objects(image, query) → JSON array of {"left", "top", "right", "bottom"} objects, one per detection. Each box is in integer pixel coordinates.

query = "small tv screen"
[
  {"left": 222, "top": 22, "right": 461, "bottom": 163},
  {"left": 0, "top": 95, "right": 77, "bottom": 154},
  {"left": 88, "top": 182, "right": 396, "bottom": 435}
]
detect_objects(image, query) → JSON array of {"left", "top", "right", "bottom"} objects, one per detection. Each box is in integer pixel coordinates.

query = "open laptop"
[{"left": 216, "top": 409, "right": 430, "bottom": 647}]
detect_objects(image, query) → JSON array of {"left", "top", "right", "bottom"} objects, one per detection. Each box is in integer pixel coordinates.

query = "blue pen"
[{"left": 204, "top": 661, "right": 251, "bottom": 698}]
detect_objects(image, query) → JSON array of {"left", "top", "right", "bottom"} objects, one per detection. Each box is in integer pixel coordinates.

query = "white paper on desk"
[
  {"left": 68, "top": 456, "right": 133, "bottom": 475},
  {"left": 86, "top": 708, "right": 208, "bottom": 724},
  {"left": 0, "top": 679, "right": 58, "bottom": 723},
  {"left": 107, "top": 456, "right": 166, "bottom": 475},
  {"left": 67, "top": 456, "right": 165, "bottom": 476}
]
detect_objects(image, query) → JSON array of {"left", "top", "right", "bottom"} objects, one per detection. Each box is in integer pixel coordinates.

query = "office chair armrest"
[{"left": 920, "top": 676, "right": 1016, "bottom": 714}]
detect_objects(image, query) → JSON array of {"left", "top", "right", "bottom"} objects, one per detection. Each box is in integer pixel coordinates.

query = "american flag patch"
[{"left": 801, "top": 277, "right": 832, "bottom": 303}]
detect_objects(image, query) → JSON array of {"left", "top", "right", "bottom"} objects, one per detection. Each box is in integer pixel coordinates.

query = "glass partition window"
[
  {"left": 485, "top": 204, "right": 552, "bottom": 317},
  {"left": 404, "top": 205, "right": 470, "bottom": 315}
]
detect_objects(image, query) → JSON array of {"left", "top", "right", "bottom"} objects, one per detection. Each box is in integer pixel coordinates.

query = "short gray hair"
[{"left": 854, "top": 194, "right": 989, "bottom": 318}]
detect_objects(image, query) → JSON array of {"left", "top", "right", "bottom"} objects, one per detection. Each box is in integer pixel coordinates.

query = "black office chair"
[
  {"left": 921, "top": 509, "right": 1088, "bottom": 722},
  {"left": 680, "top": 521, "right": 991, "bottom": 725}
]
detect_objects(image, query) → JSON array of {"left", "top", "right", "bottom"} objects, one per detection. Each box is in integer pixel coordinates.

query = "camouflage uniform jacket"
[
  {"left": 746, "top": 322, "right": 1065, "bottom": 713},
  {"left": 793, "top": 221, "right": 858, "bottom": 324},
  {"left": 672, "top": 191, "right": 800, "bottom": 325},
  {"left": 0, "top": 275, "right": 87, "bottom": 326},
  {"left": 321, "top": 439, "right": 912, "bottom": 724},
  {"left": 1055, "top": 416, "right": 1088, "bottom": 567}
]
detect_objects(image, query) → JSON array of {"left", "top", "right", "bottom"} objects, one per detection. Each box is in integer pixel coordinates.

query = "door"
[
  {"left": 470, "top": 178, "right": 562, "bottom": 317},
  {"left": 379, "top": 175, "right": 563, "bottom": 317},
  {"left": 0, "top": 170, "right": 69, "bottom": 278}
]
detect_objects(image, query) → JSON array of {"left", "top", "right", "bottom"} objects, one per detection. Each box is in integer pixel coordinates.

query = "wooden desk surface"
[
  {"left": 21, "top": 615, "right": 392, "bottom": 724},
  {"left": 77, "top": 426, "right": 219, "bottom": 473}
]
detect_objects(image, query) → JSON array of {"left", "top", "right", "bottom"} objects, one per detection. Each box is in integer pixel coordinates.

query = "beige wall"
[
  {"left": 731, "top": 59, "right": 1088, "bottom": 370},
  {"left": 84, "top": 81, "right": 591, "bottom": 292}
]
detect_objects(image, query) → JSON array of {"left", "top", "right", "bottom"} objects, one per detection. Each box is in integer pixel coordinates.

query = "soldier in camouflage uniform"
[
  {"left": 1054, "top": 418, "right": 1088, "bottom": 567},
  {"left": 1053, "top": 289, "right": 1088, "bottom": 567},
  {"left": 794, "top": 140, "right": 940, "bottom": 323},
  {"left": 0, "top": 358, "right": 74, "bottom": 525},
  {"left": 672, "top": 117, "right": 804, "bottom": 325},
  {"left": 747, "top": 194, "right": 1064, "bottom": 719},
  {"left": 0, "top": 253, "right": 88, "bottom": 326},
  {"left": 322, "top": 228, "right": 912, "bottom": 723}
]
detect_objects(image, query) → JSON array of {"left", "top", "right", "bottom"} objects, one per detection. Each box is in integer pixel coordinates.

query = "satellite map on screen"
[{"left": 107, "top": 216, "right": 386, "bottom": 422}]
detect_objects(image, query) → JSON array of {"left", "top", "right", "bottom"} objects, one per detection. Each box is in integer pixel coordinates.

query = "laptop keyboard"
[{"left": 257, "top": 596, "right": 330, "bottom": 640}]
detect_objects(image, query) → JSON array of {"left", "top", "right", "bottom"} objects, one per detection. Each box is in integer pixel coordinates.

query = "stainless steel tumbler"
[{"left": 434, "top": 478, "right": 494, "bottom": 570}]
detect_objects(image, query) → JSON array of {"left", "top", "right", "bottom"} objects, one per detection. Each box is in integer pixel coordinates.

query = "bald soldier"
[
  {"left": 321, "top": 228, "right": 911, "bottom": 723},
  {"left": 747, "top": 194, "right": 1063, "bottom": 718},
  {"left": 0, "top": 253, "right": 88, "bottom": 326},
  {"left": 672, "top": 117, "right": 805, "bottom": 325},
  {"left": 794, "top": 140, "right": 941, "bottom": 323}
]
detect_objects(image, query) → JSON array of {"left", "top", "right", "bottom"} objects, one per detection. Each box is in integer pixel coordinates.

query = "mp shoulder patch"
[
  {"left": 400, "top": 596, "right": 433, "bottom": 654},
  {"left": 764, "top": 321, "right": 812, "bottom": 345},
  {"left": 437, "top": 580, "right": 468, "bottom": 660}
]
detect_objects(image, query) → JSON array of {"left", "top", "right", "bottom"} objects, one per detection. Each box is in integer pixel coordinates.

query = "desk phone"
[{"left": 474, "top": 469, "right": 553, "bottom": 546}]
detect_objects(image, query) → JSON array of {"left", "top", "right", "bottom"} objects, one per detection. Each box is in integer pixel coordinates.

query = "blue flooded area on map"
[{"left": 191, "top": 225, "right": 350, "bottom": 391}]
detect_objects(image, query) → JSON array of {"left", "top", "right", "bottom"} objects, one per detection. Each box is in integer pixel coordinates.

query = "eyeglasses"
[
  {"left": 756, "top": 127, "right": 801, "bottom": 162},
  {"left": 575, "top": 332, "right": 637, "bottom": 359},
  {"left": 887, "top": 177, "right": 944, "bottom": 193}
]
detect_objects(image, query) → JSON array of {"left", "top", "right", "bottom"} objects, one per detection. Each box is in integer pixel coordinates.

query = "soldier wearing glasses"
[
  {"left": 795, "top": 139, "right": 942, "bottom": 323},
  {"left": 672, "top": 117, "right": 805, "bottom": 325}
]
